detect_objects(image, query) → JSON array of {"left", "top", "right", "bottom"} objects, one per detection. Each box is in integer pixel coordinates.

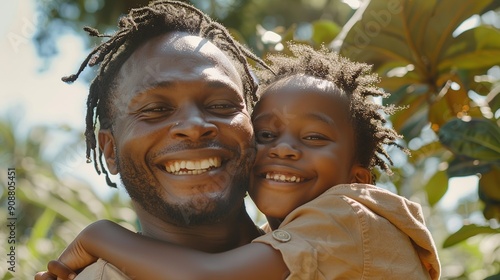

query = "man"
[{"left": 36, "top": 1, "right": 287, "bottom": 279}]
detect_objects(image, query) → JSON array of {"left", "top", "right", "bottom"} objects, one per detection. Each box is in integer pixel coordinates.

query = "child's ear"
[
  {"left": 350, "top": 166, "right": 372, "bottom": 184},
  {"left": 98, "top": 129, "right": 118, "bottom": 175}
]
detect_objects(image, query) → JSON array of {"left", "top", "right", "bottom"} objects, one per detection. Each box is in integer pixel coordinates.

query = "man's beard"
[{"left": 116, "top": 144, "right": 253, "bottom": 227}]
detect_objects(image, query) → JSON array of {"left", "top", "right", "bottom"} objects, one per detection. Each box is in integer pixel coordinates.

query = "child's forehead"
[{"left": 255, "top": 81, "right": 350, "bottom": 115}]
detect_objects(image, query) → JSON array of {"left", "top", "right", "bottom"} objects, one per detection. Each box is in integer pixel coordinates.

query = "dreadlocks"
[
  {"left": 63, "top": 0, "right": 272, "bottom": 187},
  {"left": 256, "top": 43, "right": 409, "bottom": 180}
]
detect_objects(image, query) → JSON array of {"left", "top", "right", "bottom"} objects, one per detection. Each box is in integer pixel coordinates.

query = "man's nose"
[
  {"left": 170, "top": 108, "right": 218, "bottom": 141},
  {"left": 268, "top": 141, "right": 302, "bottom": 160}
]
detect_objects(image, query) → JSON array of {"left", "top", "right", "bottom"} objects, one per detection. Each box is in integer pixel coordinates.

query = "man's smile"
[{"left": 164, "top": 157, "right": 222, "bottom": 175}]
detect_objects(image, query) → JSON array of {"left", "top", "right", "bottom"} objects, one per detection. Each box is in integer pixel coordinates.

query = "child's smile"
[{"left": 249, "top": 74, "right": 370, "bottom": 219}]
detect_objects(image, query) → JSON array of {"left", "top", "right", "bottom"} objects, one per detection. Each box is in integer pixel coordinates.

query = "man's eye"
[
  {"left": 210, "top": 104, "right": 232, "bottom": 109},
  {"left": 146, "top": 107, "right": 167, "bottom": 112},
  {"left": 209, "top": 103, "right": 237, "bottom": 110},
  {"left": 142, "top": 107, "right": 171, "bottom": 113},
  {"left": 137, "top": 106, "right": 173, "bottom": 120},
  {"left": 207, "top": 103, "right": 240, "bottom": 115}
]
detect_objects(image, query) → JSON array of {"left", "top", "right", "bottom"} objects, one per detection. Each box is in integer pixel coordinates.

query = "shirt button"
[{"left": 272, "top": 230, "right": 291, "bottom": 242}]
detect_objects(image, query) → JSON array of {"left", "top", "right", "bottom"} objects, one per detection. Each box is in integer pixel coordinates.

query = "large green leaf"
[
  {"left": 334, "top": 0, "right": 497, "bottom": 75},
  {"left": 424, "top": 0, "right": 495, "bottom": 70},
  {"left": 447, "top": 156, "right": 493, "bottom": 177},
  {"left": 443, "top": 224, "right": 500, "bottom": 248},
  {"left": 484, "top": 273, "right": 500, "bottom": 280},
  {"left": 439, "top": 118, "right": 500, "bottom": 161},
  {"left": 424, "top": 170, "right": 449, "bottom": 207},
  {"left": 478, "top": 165, "right": 500, "bottom": 202},
  {"left": 408, "top": 141, "right": 445, "bottom": 164},
  {"left": 333, "top": 0, "right": 499, "bottom": 140},
  {"left": 439, "top": 26, "right": 500, "bottom": 72}
]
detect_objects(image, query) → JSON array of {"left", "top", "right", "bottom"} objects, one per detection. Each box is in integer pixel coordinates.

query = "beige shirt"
[
  {"left": 75, "top": 183, "right": 441, "bottom": 280},
  {"left": 74, "top": 258, "right": 130, "bottom": 280},
  {"left": 253, "top": 183, "right": 441, "bottom": 280}
]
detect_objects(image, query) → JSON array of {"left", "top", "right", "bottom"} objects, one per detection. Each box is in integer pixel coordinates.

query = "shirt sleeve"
[
  {"left": 252, "top": 192, "right": 365, "bottom": 280},
  {"left": 74, "top": 258, "right": 131, "bottom": 280},
  {"left": 252, "top": 185, "right": 433, "bottom": 280}
]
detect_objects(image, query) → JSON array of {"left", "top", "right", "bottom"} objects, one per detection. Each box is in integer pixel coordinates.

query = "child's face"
[{"left": 249, "top": 75, "right": 370, "bottom": 219}]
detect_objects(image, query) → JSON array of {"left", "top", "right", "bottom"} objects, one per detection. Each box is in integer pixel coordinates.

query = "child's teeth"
[{"left": 266, "top": 172, "right": 304, "bottom": 182}]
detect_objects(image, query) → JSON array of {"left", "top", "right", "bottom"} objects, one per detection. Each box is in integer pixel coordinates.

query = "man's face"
[{"left": 101, "top": 32, "right": 255, "bottom": 226}]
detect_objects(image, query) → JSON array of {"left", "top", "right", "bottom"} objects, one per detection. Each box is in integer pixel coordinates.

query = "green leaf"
[
  {"left": 484, "top": 273, "right": 500, "bottom": 280},
  {"left": 332, "top": 0, "right": 497, "bottom": 136},
  {"left": 1, "top": 272, "right": 14, "bottom": 280},
  {"left": 334, "top": 0, "right": 496, "bottom": 73},
  {"left": 447, "top": 156, "right": 493, "bottom": 177},
  {"left": 478, "top": 165, "right": 500, "bottom": 202},
  {"left": 438, "top": 118, "right": 500, "bottom": 161},
  {"left": 408, "top": 141, "right": 445, "bottom": 164},
  {"left": 424, "top": 170, "right": 449, "bottom": 207},
  {"left": 388, "top": 92, "right": 429, "bottom": 139},
  {"left": 439, "top": 26, "right": 500, "bottom": 72},
  {"left": 311, "top": 20, "right": 340, "bottom": 46},
  {"left": 424, "top": 0, "right": 495, "bottom": 66},
  {"left": 443, "top": 224, "right": 500, "bottom": 248},
  {"left": 408, "top": 141, "right": 451, "bottom": 163},
  {"left": 26, "top": 208, "right": 57, "bottom": 259}
]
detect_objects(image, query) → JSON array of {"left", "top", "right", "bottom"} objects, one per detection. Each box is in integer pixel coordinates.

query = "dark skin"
[
  {"left": 35, "top": 31, "right": 288, "bottom": 280},
  {"left": 102, "top": 31, "right": 262, "bottom": 252},
  {"left": 36, "top": 74, "right": 372, "bottom": 280}
]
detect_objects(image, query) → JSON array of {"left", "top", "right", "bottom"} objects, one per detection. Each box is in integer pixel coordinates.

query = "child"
[{"left": 38, "top": 44, "right": 440, "bottom": 280}]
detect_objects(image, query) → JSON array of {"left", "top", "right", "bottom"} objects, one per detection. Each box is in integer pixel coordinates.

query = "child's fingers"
[
  {"left": 47, "top": 260, "right": 77, "bottom": 280},
  {"left": 34, "top": 271, "right": 56, "bottom": 280}
]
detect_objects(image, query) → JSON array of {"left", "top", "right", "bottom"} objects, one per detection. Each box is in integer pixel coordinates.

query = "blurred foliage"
[
  {"left": 4, "top": 0, "right": 500, "bottom": 279},
  {"left": 0, "top": 114, "right": 136, "bottom": 279},
  {"left": 34, "top": 0, "right": 355, "bottom": 59}
]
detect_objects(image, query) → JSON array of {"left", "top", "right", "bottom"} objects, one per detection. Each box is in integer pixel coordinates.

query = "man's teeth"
[
  {"left": 265, "top": 172, "right": 303, "bottom": 183},
  {"left": 165, "top": 157, "right": 221, "bottom": 175}
]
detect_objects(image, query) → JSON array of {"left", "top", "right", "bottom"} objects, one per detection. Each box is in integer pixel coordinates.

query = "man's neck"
[{"left": 133, "top": 201, "right": 261, "bottom": 253}]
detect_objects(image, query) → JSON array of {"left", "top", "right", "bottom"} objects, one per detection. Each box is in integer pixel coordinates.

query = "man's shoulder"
[{"left": 74, "top": 258, "right": 131, "bottom": 280}]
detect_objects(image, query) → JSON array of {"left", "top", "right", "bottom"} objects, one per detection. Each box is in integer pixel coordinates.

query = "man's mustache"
[{"left": 149, "top": 140, "right": 238, "bottom": 159}]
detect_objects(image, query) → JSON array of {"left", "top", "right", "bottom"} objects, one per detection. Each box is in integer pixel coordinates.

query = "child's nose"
[{"left": 269, "top": 142, "right": 302, "bottom": 160}]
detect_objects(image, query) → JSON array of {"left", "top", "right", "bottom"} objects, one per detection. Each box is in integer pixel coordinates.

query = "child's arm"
[{"left": 53, "top": 220, "right": 288, "bottom": 280}]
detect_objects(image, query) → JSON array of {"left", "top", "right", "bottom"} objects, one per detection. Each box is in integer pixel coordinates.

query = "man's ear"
[
  {"left": 98, "top": 129, "right": 118, "bottom": 175},
  {"left": 350, "top": 165, "right": 373, "bottom": 184}
]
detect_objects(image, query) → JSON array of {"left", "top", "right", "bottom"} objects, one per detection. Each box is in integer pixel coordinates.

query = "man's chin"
[{"left": 146, "top": 195, "right": 243, "bottom": 226}]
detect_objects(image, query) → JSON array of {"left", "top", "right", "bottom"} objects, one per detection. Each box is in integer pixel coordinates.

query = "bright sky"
[
  {"left": 1, "top": 0, "right": 482, "bottom": 231},
  {"left": 1, "top": 1, "right": 120, "bottom": 198}
]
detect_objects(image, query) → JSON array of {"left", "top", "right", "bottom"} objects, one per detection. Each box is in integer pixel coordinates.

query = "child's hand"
[{"left": 34, "top": 260, "right": 76, "bottom": 280}]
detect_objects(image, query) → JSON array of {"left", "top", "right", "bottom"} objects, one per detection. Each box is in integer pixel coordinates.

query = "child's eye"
[
  {"left": 256, "top": 130, "right": 276, "bottom": 143},
  {"left": 303, "top": 134, "right": 329, "bottom": 141}
]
